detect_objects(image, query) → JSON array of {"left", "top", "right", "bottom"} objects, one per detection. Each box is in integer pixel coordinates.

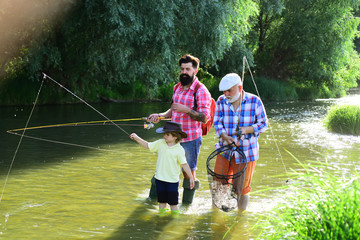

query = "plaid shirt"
[
  {"left": 171, "top": 78, "right": 212, "bottom": 142},
  {"left": 214, "top": 91, "right": 268, "bottom": 163}
]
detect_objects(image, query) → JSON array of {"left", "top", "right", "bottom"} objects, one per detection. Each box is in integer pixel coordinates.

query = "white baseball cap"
[{"left": 219, "top": 73, "right": 242, "bottom": 91}]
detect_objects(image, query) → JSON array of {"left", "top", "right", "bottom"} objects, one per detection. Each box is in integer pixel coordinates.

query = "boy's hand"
[
  {"left": 129, "top": 133, "right": 138, "bottom": 140},
  {"left": 190, "top": 178, "right": 195, "bottom": 189}
]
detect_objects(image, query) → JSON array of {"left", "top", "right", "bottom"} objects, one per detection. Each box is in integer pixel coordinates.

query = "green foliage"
[
  {"left": 0, "top": 0, "right": 258, "bottom": 104},
  {"left": 197, "top": 68, "right": 222, "bottom": 100},
  {"left": 257, "top": 159, "right": 360, "bottom": 239},
  {"left": 255, "top": 0, "right": 360, "bottom": 92},
  {"left": 248, "top": 0, "right": 284, "bottom": 53},
  {"left": 207, "top": 0, "right": 258, "bottom": 76},
  {"left": 1, "top": 0, "right": 360, "bottom": 105},
  {"left": 323, "top": 104, "right": 360, "bottom": 135},
  {"left": 209, "top": 39, "right": 255, "bottom": 77},
  {"left": 295, "top": 83, "right": 347, "bottom": 100},
  {"left": 244, "top": 76, "right": 298, "bottom": 101}
]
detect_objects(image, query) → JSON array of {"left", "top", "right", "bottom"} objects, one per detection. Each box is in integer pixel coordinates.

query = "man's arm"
[
  {"left": 171, "top": 103, "right": 206, "bottom": 123},
  {"left": 191, "top": 86, "right": 211, "bottom": 123},
  {"left": 187, "top": 109, "right": 207, "bottom": 123},
  {"left": 239, "top": 126, "right": 254, "bottom": 135}
]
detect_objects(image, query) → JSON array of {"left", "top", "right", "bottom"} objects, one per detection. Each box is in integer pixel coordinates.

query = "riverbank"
[{"left": 0, "top": 73, "right": 354, "bottom": 106}]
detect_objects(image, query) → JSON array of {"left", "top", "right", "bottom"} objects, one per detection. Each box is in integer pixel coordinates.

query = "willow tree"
[
  {"left": 255, "top": 0, "right": 360, "bottom": 96},
  {"left": 2, "top": 0, "right": 257, "bottom": 103}
]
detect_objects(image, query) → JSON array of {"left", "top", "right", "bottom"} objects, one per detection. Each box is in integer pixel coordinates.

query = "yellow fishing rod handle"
[{"left": 141, "top": 117, "right": 169, "bottom": 121}]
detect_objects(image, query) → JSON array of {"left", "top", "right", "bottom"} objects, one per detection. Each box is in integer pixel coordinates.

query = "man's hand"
[
  {"left": 148, "top": 113, "right": 161, "bottom": 123},
  {"left": 221, "top": 133, "right": 241, "bottom": 146},
  {"left": 171, "top": 103, "right": 190, "bottom": 113},
  {"left": 238, "top": 126, "right": 254, "bottom": 135}
]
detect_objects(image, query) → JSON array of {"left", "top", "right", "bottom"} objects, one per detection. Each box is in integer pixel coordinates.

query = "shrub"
[
  {"left": 257, "top": 159, "right": 360, "bottom": 239},
  {"left": 323, "top": 104, "right": 360, "bottom": 135}
]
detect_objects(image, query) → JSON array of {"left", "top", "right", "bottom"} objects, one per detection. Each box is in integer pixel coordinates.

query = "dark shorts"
[
  {"left": 181, "top": 136, "right": 202, "bottom": 171},
  {"left": 155, "top": 179, "right": 179, "bottom": 205}
]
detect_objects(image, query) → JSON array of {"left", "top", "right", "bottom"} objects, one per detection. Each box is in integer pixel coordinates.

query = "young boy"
[{"left": 130, "top": 121, "right": 194, "bottom": 215}]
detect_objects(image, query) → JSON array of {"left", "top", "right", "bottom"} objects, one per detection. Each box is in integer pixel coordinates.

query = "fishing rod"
[
  {"left": 5, "top": 121, "right": 157, "bottom": 153},
  {"left": 42, "top": 73, "right": 135, "bottom": 136},
  {"left": 6, "top": 116, "right": 169, "bottom": 134},
  {"left": 1, "top": 73, "right": 168, "bottom": 204},
  {"left": 241, "top": 56, "right": 288, "bottom": 176},
  {"left": 6, "top": 73, "right": 172, "bottom": 151}
]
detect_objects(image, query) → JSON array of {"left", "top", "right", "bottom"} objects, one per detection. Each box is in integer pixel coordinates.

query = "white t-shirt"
[{"left": 148, "top": 139, "right": 187, "bottom": 183}]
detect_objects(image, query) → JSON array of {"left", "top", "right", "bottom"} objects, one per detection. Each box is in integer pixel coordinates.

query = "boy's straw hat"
[{"left": 156, "top": 121, "right": 187, "bottom": 138}]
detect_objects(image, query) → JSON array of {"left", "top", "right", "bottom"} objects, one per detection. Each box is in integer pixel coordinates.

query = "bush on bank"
[
  {"left": 257, "top": 161, "right": 360, "bottom": 240},
  {"left": 323, "top": 104, "right": 360, "bottom": 135}
]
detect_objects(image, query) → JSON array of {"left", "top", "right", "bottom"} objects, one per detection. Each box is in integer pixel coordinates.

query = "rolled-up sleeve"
[
  {"left": 252, "top": 99, "right": 268, "bottom": 137},
  {"left": 196, "top": 87, "right": 212, "bottom": 122}
]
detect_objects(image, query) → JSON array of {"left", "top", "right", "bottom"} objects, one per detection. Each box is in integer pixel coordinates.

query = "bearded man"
[
  {"left": 148, "top": 54, "right": 212, "bottom": 204},
  {"left": 213, "top": 73, "right": 268, "bottom": 212}
]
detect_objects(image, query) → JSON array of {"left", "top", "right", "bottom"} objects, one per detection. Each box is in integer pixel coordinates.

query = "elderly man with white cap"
[{"left": 213, "top": 73, "right": 268, "bottom": 212}]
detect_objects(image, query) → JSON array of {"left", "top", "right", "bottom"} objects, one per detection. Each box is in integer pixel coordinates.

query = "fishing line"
[
  {"left": 242, "top": 56, "right": 288, "bottom": 176},
  {"left": 2, "top": 74, "right": 153, "bottom": 203},
  {"left": 42, "top": 73, "right": 131, "bottom": 136},
  {"left": 6, "top": 124, "right": 144, "bottom": 153},
  {"left": 5, "top": 71, "right": 169, "bottom": 154},
  {"left": 6, "top": 119, "right": 162, "bottom": 151},
  {"left": 0, "top": 75, "right": 46, "bottom": 204}
]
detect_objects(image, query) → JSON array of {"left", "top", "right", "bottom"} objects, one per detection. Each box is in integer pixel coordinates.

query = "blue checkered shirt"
[{"left": 214, "top": 91, "right": 268, "bottom": 163}]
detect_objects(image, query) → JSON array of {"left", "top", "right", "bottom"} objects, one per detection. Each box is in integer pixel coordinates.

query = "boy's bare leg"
[
  {"left": 159, "top": 203, "right": 167, "bottom": 209},
  {"left": 170, "top": 205, "right": 179, "bottom": 211}
]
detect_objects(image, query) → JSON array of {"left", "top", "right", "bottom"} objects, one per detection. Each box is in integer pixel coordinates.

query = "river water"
[{"left": 0, "top": 92, "right": 359, "bottom": 239}]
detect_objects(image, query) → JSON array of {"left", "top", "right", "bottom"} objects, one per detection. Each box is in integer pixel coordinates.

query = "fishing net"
[{"left": 206, "top": 143, "right": 247, "bottom": 212}]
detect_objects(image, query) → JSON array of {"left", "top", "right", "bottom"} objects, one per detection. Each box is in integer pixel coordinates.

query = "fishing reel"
[
  {"left": 141, "top": 117, "right": 155, "bottom": 130},
  {"left": 144, "top": 122, "right": 154, "bottom": 130},
  {"left": 142, "top": 116, "right": 169, "bottom": 130}
]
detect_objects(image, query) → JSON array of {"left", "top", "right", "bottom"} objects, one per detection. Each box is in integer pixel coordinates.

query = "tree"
[
  {"left": 0, "top": 0, "right": 75, "bottom": 80},
  {"left": 256, "top": 0, "right": 360, "bottom": 92},
  {"left": 1, "top": 0, "right": 257, "bottom": 102}
]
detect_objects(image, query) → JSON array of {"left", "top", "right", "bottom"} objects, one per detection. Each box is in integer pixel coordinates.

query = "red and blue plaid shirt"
[
  {"left": 171, "top": 78, "right": 212, "bottom": 142},
  {"left": 214, "top": 91, "right": 268, "bottom": 163}
]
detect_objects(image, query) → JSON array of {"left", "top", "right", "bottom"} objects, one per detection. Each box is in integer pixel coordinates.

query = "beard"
[
  {"left": 226, "top": 91, "right": 241, "bottom": 103},
  {"left": 179, "top": 73, "right": 194, "bottom": 86}
]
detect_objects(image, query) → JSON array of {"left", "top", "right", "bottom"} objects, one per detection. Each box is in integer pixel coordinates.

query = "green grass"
[
  {"left": 256, "top": 156, "right": 360, "bottom": 240},
  {"left": 245, "top": 76, "right": 299, "bottom": 101},
  {"left": 323, "top": 104, "right": 360, "bottom": 135}
]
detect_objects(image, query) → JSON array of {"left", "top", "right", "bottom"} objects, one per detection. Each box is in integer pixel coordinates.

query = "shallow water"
[{"left": 0, "top": 93, "right": 359, "bottom": 239}]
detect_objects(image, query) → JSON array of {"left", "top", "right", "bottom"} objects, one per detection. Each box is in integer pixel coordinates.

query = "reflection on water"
[{"left": 0, "top": 93, "right": 360, "bottom": 239}]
